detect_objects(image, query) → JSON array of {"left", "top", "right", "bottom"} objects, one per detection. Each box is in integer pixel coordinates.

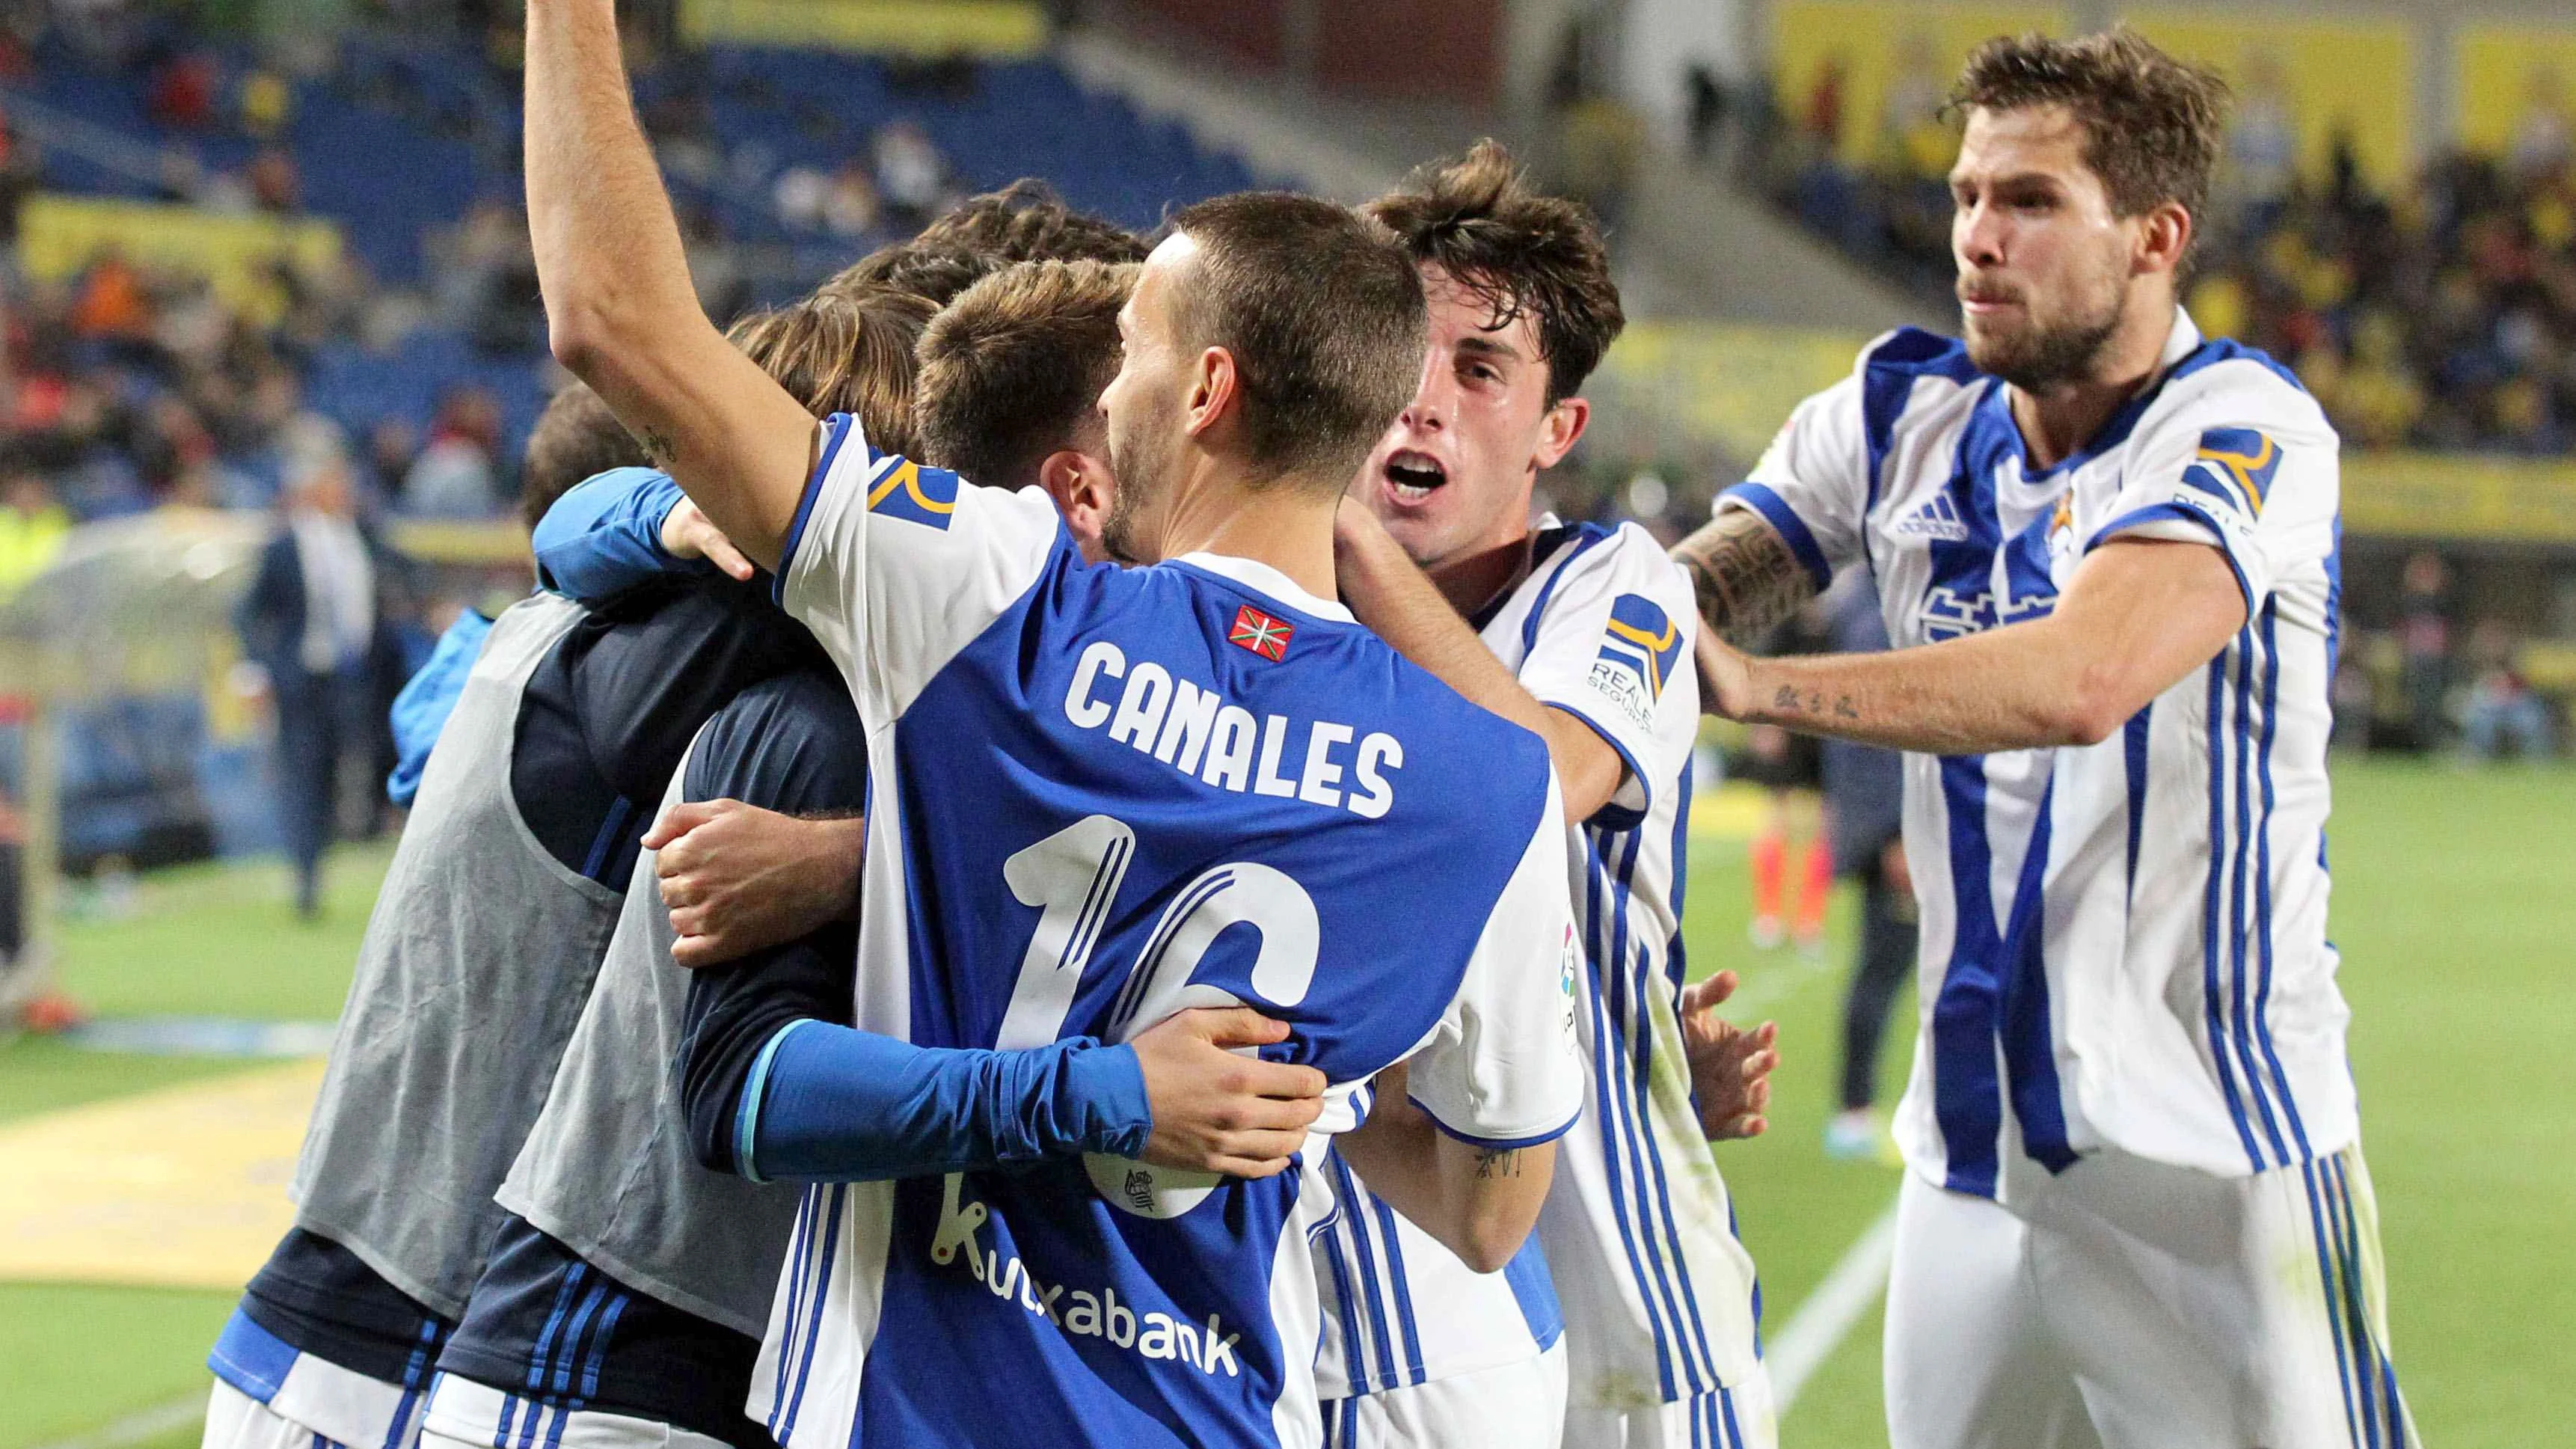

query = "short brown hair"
[
  {"left": 916, "top": 260, "right": 1135, "bottom": 488},
  {"left": 726, "top": 287, "right": 937, "bottom": 457},
  {"left": 911, "top": 180, "right": 1148, "bottom": 268},
  {"left": 1367, "top": 140, "right": 1624, "bottom": 405},
  {"left": 519, "top": 382, "right": 646, "bottom": 530},
  {"left": 1951, "top": 28, "right": 2231, "bottom": 242},
  {"left": 826, "top": 182, "right": 1146, "bottom": 309},
  {"left": 825, "top": 243, "right": 1001, "bottom": 311},
  {"left": 1166, "top": 192, "right": 1426, "bottom": 490}
]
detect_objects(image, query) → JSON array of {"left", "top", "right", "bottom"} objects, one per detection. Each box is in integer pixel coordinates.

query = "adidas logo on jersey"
[
  {"left": 930, "top": 1174, "right": 1244, "bottom": 1377},
  {"left": 1894, "top": 494, "right": 1972, "bottom": 542}
]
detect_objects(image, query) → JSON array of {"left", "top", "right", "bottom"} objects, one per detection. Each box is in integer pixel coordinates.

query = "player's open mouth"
[{"left": 1383, "top": 450, "right": 1449, "bottom": 503}]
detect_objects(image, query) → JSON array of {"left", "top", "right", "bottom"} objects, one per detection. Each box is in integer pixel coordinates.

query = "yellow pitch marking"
[{"left": 0, "top": 1058, "right": 322, "bottom": 1290}]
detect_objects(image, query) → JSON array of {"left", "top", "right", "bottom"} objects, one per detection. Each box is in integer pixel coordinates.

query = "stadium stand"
[
  {"left": 0, "top": 12, "right": 1258, "bottom": 524},
  {"left": 1738, "top": 49, "right": 2576, "bottom": 456},
  {"left": 0, "top": 5, "right": 1271, "bottom": 872}
]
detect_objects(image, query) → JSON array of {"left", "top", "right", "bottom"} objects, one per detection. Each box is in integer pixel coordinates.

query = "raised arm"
[{"left": 523, "top": 0, "right": 813, "bottom": 566}]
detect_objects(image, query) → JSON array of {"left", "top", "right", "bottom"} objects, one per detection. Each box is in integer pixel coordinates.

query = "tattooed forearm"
[
  {"left": 638, "top": 424, "right": 676, "bottom": 468},
  {"left": 1473, "top": 1148, "right": 1524, "bottom": 1180},
  {"left": 1671, "top": 510, "right": 1816, "bottom": 646},
  {"left": 1770, "top": 684, "right": 1861, "bottom": 722}
]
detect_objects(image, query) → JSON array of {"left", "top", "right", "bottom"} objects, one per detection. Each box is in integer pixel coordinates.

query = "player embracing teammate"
[
  {"left": 1318, "top": 142, "right": 1780, "bottom": 1449},
  {"left": 1672, "top": 28, "right": 2416, "bottom": 1449},
  {"left": 206, "top": 7, "right": 2415, "bottom": 1449}
]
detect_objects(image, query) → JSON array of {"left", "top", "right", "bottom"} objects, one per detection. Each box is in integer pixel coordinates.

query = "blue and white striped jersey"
[
  {"left": 1314, "top": 519, "right": 1767, "bottom": 1410},
  {"left": 755, "top": 419, "right": 1586, "bottom": 1449},
  {"left": 1720, "top": 308, "right": 2355, "bottom": 1196}
]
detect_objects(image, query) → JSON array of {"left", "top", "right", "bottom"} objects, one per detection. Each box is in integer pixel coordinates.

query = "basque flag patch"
[{"left": 1227, "top": 604, "right": 1295, "bottom": 661}]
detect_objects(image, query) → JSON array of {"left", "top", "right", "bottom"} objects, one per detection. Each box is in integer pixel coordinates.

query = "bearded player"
[{"left": 1669, "top": 30, "right": 2412, "bottom": 1449}]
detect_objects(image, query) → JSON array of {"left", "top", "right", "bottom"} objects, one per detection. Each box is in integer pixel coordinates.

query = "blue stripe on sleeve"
[
  {"left": 530, "top": 468, "right": 696, "bottom": 601},
  {"left": 2085, "top": 500, "right": 2256, "bottom": 616},
  {"left": 1548, "top": 701, "right": 1653, "bottom": 830},
  {"left": 1718, "top": 482, "right": 1832, "bottom": 591},
  {"left": 773, "top": 415, "right": 855, "bottom": 607},
  {"left": 736, "top": 1018, "right": 818, "bottom": 1186}
]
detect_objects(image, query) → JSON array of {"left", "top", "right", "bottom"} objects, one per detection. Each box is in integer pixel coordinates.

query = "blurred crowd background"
[{"left": 0, "top": 0, "right": 2569, "bottom": 945}]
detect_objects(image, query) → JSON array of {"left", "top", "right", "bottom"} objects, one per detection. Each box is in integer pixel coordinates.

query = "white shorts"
[
  {"left": 204, "top": 1320, "right": 430, "bottom": 1449},
  {"left": 1320, "top": 1340, "right": 1568, "bottom": 1449},
  {"left": 206, "top": 1381, "right": 351, "bottom": 1449},
  {"left": 1884, "top": 1145, "right": 2417, "bottom": 1449},
  {"left": 422, "top": 1373, "right": 731, "bottom": 1449},
  {"left": 1559, "top": 1367, "right": 1776, "bottom": 1449}
]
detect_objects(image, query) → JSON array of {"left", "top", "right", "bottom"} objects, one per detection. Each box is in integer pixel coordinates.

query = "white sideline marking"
[
  {"left": 1770, "top": 1198, "right": 1898, "bottom": 1415},
  {"left": 1717, "top": 948, "right": 1840, "bottom": 1016},
  {"left": 31, "top": 1391, "right": 204, "bottom": 1449}
]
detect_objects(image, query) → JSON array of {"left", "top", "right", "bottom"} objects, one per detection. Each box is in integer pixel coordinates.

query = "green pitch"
[{"left": 1, "top": 759, "right": 2569, "bottom": 1448}]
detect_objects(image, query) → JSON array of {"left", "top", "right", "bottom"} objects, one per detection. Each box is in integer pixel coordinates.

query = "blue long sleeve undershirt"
[
  {"left": 737, "top": 1019, "right": 1153, "bottom": 1183},
  {"left": 531, "top": 467, "right": 702, "bottom": 601}
]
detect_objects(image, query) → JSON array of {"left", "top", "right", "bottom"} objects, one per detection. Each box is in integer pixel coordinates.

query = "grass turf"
[
  {"left": 0, "top": 843, "right": 393, "bottom": 1449},
  {"left": 0, "top": 762, "right": 2569, "bottom": 1445}
]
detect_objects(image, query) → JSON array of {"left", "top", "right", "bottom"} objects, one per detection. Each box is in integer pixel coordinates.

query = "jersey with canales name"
[
  {"left": 756, "top": 417, "right": 1583, "bottom": 1449},
  {"left": 1720, "top": 308, "right": 2353, "bottom": 1198},
  {"left": 1314, "top": 519, "right": 1766, "bottom": 1409}
]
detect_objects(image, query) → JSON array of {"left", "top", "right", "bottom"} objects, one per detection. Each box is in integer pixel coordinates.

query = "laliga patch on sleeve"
[
  {"left": 2179, "top": 427, "right": 2281, "bottom": 518},
  {"left": 865, "top": 458, "right": 960, "bottom": 530},
  {"left": 1587, "top": 592, "right": 1683, "bottom": 729}
]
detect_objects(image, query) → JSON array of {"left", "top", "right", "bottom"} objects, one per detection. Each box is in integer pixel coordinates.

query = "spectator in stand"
[
  {"left": 360, "top": 418, "right": 417, "bottom": 512},
  {"left": 871, "top": 117, "right": 947, "bottom": 228},
  {"left": 402, "top": 384, "right": 503, "bottom": 517},
  {"left": 239, "top": 66, "right": 291, "bottom": 141},
  {"left": 0, "top": 116, "right": 41, "bottom": 244},
  {"left": 2507, "top": 64, "right": 2574, "bottom": 186},
  {"left": 241, "top": 367, "right": 343, "bottom": 504},
  {"left": 824, "top": 159, "right": 880, "bottom": 239},
  {"left": 135, "top": 393, "right": 219, "bottom": 504},
  {"left": 773, "top": 163, "right": 828, "bottom": 233},
  {"left": 432, "top": 197, "right": 533, "bottom": 332},
  {"left": 70, "top": 248, "right": 151, "bottom": 346},
  {"left": 0, "top": 469, "right": 69, "bottom": 599},
  {"left": 247, "top": 147, "right": 299, "bottom": 214},
  {"left": 2459, "top": 621, "right": 2556, "bottom": 762},
  {"left": 2399, "top": 551, "right": 2453, "bottom": 751},
  {"left": 1801, "top": 54, "right": 1844, "bottom": 150},
  {"left": 147, "top": 50, "right": 218, "bottom": 130},
  {"left": 234, "top": 455, "right": 409, "bottom": 916}
]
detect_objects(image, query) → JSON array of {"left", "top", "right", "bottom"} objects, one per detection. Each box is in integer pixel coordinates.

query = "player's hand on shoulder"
[
  {"left": 1679, "top": 970, "right": 1778, "bottom": 1142},
  {"left": 1132, "top": 1008, "right": 1326, "bottom": 1180},
  {"left": 645, "top": 799, "right": 865, "bottom": 968},
  {"left": 1328, "top": 495, "right": 1410, "bottom": 613},
  {"left": 659, "top": 497, "right": 756, "bottom": 581},
  {"left": 1695, "top": 631, "right": 1758, "bottom": 720}
]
